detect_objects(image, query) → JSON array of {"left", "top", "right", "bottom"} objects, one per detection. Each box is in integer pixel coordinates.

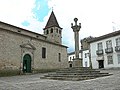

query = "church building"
[{"left": 0, "top": 11, "right": 68, "bottom": 73}]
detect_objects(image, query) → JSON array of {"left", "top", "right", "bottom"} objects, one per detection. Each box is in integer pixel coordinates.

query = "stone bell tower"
[{"left": 43, "top": 11, "right": 62, "bottom": 44}]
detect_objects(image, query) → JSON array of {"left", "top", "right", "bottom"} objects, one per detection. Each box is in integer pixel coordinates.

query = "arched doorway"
[{"left": 23, "top": 54, "right": 32, "bottom": 73}]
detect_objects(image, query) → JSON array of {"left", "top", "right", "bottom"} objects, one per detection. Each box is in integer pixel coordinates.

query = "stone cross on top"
[
  {"left": 71, "top": 18, "right": 82, "bottom": 67},
  {"left": 71, "top": 18, "right": 81, "bottom": 32}
]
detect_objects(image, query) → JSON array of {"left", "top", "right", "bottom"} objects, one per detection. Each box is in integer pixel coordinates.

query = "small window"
[
  {"left": 46, "top": 30, "right": 49, "bottom": 34},
  {"left": 85, "top": 61, "right": 87, "bottom": 67},
  {"left": 116, "top": 38, "right": 120, "bottom": 46},
  {"left": 36, "top": 35, "right": 39, "bottom": 38},
  {"left": 18, "top": 30, "right": 21, "bottom": 32},
  {"left": 70, "top": 57, "right": 71, "bottom": 61},
  {"left": 106, "top": 40, "right": 112, "bottom": 48},
  {"left": 59, "top": 30, "right": 61, "bottom": 34},
  {"left": 42, "top": 47, "right": 46, "bottom": 58},
  {"left": 117, "top": 54, "right": 120, "bottom": 64},
  {"left": 85, "top": 53, "right": 87, "bottom": 58},
  {"left": 97, "top": 42, "right": 103, "bottom": 50},
  {"left": 56, "top": 29, "right": 58, "bottom": 33},
  {"left": 58, "top": 53, "right": 61, "bottom": 62},
  {"left": 51, "top": 28, "right": 53, "bottom": 33},
  {"left": 107, "top": 55, "right": 113, "bottom": 64},
  {"left": 73, "top": 56, "right": 74, "bottom": 59}
]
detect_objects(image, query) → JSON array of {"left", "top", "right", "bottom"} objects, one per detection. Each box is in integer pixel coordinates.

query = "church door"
[{"left": 23, "top": 54, "right": 32, "bottom": 73}]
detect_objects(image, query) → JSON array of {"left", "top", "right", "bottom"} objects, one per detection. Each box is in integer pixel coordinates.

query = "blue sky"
[
  {"left": 1, "top": 0, "right": 120, "bottom": 52},
  {"left": 22, "top": 0, "right": 50, "bottom": 26},
  {"left": 32, "top": 0, "right": 50, "bottom": 22}
]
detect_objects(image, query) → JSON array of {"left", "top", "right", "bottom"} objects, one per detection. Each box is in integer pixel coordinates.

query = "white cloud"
[
  {"left": 47, "top": 0, "right": 120, "bottom": 52},
  {"left": 0, "top": 0, "right": 47, "bottom": 34},
  {"left": 1, "top": 0, "right": 120, "bottom": 52},
  {"left": 0, "top": 0, "right": 35, "bottom": 26}
]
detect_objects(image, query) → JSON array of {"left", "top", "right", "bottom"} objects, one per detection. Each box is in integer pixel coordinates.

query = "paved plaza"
[{"left": 0, "top": 69, "right": 120, "bottom": 90}]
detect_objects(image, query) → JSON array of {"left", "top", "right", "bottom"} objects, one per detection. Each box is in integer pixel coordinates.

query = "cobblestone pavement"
[{"left": 0, "top": 69, "right": 120, "bottom": 90}]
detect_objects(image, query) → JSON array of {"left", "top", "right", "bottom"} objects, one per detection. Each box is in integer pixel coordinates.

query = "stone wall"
[{"left": 0, "top": 24, "right": 68, "bottom": 72}]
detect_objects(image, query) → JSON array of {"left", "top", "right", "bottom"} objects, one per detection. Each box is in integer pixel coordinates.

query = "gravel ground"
[{"left": 0, "top": 69, "right": 120, "bottom": 90}]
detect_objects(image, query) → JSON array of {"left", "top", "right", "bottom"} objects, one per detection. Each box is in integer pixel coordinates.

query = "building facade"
[
  {"left": 89, "top": 30, "right": 120, "bottom": 69},
  {"left": 68, "top": 51, "right": 82, "bottom": 67},
  {"left": 0, "top": 11, "right": 68, "bottom": 73},
  {"left": 68, "top": 36, "right": 93, "bottom": 67}
]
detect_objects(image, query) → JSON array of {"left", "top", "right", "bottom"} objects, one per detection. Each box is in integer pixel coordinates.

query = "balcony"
[
  {"left": 115, "top": 46, "right": 120, "bottom": 52},
  {"left": 105, "top": 47, "right": 113, "bottom": 53},
  {"left": 96, "top": 50, "right": 104, "bottom": 55}
]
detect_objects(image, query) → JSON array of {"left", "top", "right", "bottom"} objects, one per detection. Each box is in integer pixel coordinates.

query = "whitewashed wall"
[
  {"left": 90, "top": 35, "right": 120, "bottom": 69},
  {"left": 82, "top": 50, "right": 90, "bottom": 67},
  {"left": 68, "top": 50, "right": 90, "bottom": 67}
]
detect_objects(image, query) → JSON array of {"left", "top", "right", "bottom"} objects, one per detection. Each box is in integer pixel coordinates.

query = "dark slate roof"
[
  {"left": 88, "top": 30, "right": 120, "bottom": 43},
  {"left": 44, "top": 11, "right": 62, "bottom": 30}
]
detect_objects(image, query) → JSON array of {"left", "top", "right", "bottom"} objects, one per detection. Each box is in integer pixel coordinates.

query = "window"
[
  {"left": 56, "top": 28, "right": 58, "bottom": 33},
  {"left": 106, "top": 40, "right": 112, "bottom": 48},
  {"left": 51, "top": 28, "right": 53, "bottom": 33},
  {"left": 59, "top": 30, "right": 61, "bottom": 34},
  {"left": 116, "top": 38, "right": 120, "bottom": 46},
  {"left": 73, "top": 56, "right": 74, "bottom": 59},
  {"left": 70, "top": 57, "right": 71, "bottom": 61},
  {"left": 58, "top": 53, "right": 61, "bottom": 62},
  {"left": 42, "top": 47, "right": 46, "bottom": 58},
  {"left": 117, "top": 54, "right": 120, "bottom": 64},
  {"left": 85, "top": 53, "right": 87, "bottom": 58},
  {"left": 107, "top": 55, "right": 113, "bottom": 64},
  {"left": 46, "top": 30, "right": 49, "bottom": 34},
  {"left": 85, "top": 61, "right": 87, "bottom": 67},
  {"left": 97, "top": 42, "right": 103, "bottom": 50}
]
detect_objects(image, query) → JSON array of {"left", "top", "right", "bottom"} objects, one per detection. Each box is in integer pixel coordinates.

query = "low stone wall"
[{"left": 0, "top": 69, "right": 20, "bottom": 77}]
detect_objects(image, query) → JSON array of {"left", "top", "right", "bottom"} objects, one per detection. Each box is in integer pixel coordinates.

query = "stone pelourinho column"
[{"left": 71, "top": 18, "right": 82, "bottom": 67}]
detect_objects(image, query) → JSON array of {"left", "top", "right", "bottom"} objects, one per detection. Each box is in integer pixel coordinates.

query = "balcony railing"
[
  {"left": 96, "top": 49, "right": 104, "bottom": 55},
  {"left": 115, "top": 46, "right": 120, "bottom": 52},
  {"left": 105, "top": 47, "right": 113, "bottom": 53}
]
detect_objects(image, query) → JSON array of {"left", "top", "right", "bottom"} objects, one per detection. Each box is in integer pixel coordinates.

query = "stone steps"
[
  {"left": 45, "top": 74, "right": 109, "bottom": 78},
  {"left": 41, "top": 76, "right": 95, "bottom": 81},
  {"left": 56, "top": 70, "right": 100, "bottom": 73},
  {"left": 40, "top": 67, "right": 112, "bottom": 81},
  {"left": 48, "top": 72, "right": 109, "bottom": 75}
]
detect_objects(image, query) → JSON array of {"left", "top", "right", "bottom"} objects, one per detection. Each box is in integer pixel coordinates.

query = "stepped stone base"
[
  {"left": 40, "top": 67, "right": 112, "bottom": 81},
  {"left": 72, "top": 58, "right": 82, "bottom": 67}
]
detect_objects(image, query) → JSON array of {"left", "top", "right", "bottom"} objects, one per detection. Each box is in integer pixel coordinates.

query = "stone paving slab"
[{"left": 0, "top": 70, "right": 120, "bottom": 90}]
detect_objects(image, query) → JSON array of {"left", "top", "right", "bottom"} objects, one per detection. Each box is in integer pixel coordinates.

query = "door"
[
  {"left": 23, "top": 54, "right": 32, "bottom": 73},
  {"left": 98, "top": 60, "right": 104, "bottom": 69},
  {"left": 69, "top": 64, "right": 72, "bottom": 67}
]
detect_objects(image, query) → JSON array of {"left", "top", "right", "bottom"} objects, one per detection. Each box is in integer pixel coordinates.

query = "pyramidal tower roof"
[{"left": 44, "top": 11, "right": 62, "bottom": 29}]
